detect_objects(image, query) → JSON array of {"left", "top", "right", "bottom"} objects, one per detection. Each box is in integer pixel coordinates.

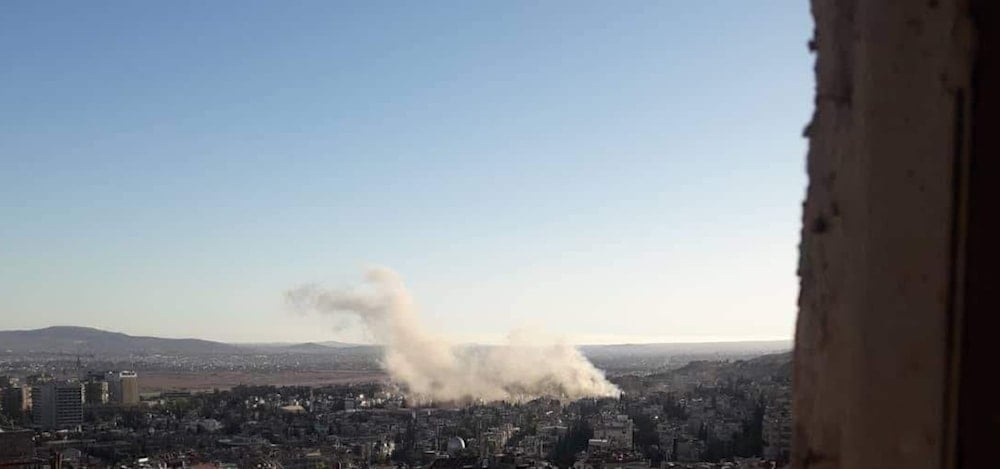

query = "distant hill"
[
  {"left": 237, "top": 341, "right": 356, "bottom": 354},
  {"left": 581, "top": 340, "right": 792, "bottom": 374},
  {"left": 0, "top": 327, "right": 790, "bottom": 364},
  {"left": 737, "top": 350, "right": 793, "bottom": 378},
  {"left": 612, "top": 350, "right": 792, "bottom": 393},
  {"left": 234, "top": 340, "right": 359, "bottom": 354},
  {"left": 317, "top": 340, "right": 357, "bottom": 348},
  {"left": 664, "top": 350, "right": 791, "bottom": 379},
  {"left": 239, "top": 340, "right": 356, "bottom": 348},
  {"left": 282, "top": 342, "right": 338, "bottom": 354},
  {"left": 579, "top": 340, "right": 791, "bottom": 356},
  {"left": 0, "top": 326, "right": 242, "bottom": 355}
]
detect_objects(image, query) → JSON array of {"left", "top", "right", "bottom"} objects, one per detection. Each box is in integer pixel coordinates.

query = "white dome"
[{"left": 447, "top": 436, "right": 466, "bottom": 453}]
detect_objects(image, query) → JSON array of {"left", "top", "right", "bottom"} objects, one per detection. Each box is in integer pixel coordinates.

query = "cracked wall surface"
[{"left": 793, "top": 1, "right": 973, "bottom": 468}]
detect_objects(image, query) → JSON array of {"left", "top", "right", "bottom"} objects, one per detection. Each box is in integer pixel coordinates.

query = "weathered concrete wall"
[{"left": 793, "top": 1, "right": 973, "bottom": 468}]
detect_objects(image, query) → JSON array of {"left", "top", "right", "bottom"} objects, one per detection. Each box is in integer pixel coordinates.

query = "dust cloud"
[{"left": 286, "top": 267, "right": 620, "bottom": 404}]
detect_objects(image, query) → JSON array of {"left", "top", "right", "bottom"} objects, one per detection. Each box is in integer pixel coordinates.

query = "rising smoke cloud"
[{"left": 286, "top": 267, "right": 620, "bottom": 404}]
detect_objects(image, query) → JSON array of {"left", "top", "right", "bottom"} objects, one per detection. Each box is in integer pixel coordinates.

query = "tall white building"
[
  {"left": 107, "top": 371, "right": 139, "bottom": 405},
  {"left": 31, "top": 381, "right": 84, "bottom": 430}
]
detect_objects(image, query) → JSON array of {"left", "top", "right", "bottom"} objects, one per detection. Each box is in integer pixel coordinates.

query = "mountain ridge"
[
  {"left": 0, "top": 326, "right": 241, "bottom": 355},
  {"left": 0, "top": 326, "right": 791, "bottom": 356}
]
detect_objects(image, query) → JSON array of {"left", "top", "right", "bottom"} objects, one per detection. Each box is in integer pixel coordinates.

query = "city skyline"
[{"left": 0, "top": 2, "right": 812, "bottom": 344}]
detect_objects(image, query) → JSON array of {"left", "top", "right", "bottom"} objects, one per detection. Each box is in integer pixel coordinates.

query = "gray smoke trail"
[{"left": 286, "top": 267, "right": 620, "bottom": 403}]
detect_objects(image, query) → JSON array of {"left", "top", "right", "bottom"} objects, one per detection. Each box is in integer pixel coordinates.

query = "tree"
[
  {"left": 548, "top": 420, "right": 592, "bottom": 468},
  {"left": 628, "top": 412, "right": 660, "bottom": 456},
  {"left": 732, "top": 403, "right": 764, "bottom": 457},
  {"left": 662, "top": 394, "right": 688, "bottom": 420}
]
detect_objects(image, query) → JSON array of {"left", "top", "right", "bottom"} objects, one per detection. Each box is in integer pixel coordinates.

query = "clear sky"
[{"left": 0, "top": 1, "right": 813, "bottom": 344}]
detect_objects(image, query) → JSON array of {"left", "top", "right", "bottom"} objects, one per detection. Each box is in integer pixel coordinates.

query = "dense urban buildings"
[
  {"left": 0, "top": 428, "right": 35, "bottom": 467},
  {"left": 0, "top": 342, "right": 790, "bottom": 469}
]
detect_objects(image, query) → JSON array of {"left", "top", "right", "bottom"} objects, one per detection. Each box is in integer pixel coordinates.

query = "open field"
[{"left": 139, "top": 369, "right": 388, "bottom": 393}]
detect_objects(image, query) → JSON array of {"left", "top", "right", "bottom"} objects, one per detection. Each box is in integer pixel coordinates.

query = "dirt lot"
[{"left": 139, "top": 370, "right": 387, "bottom": 393}]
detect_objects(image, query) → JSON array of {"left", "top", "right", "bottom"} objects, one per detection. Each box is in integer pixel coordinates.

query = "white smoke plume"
[{"left": 286, "top": 267, "right": 620, "bottom": 404}]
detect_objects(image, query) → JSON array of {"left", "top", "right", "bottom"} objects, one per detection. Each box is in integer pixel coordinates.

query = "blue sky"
[{"left": 0, "top": 1, "right": 813, "bottom": 344}]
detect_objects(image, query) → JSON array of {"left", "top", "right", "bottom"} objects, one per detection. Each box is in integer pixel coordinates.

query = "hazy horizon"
[
  {"left": 0, "top": 323, "right": 794, "bottom": 348},
  {"left": 1, "top": 2, "right": 811, "bottom": 344}
]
